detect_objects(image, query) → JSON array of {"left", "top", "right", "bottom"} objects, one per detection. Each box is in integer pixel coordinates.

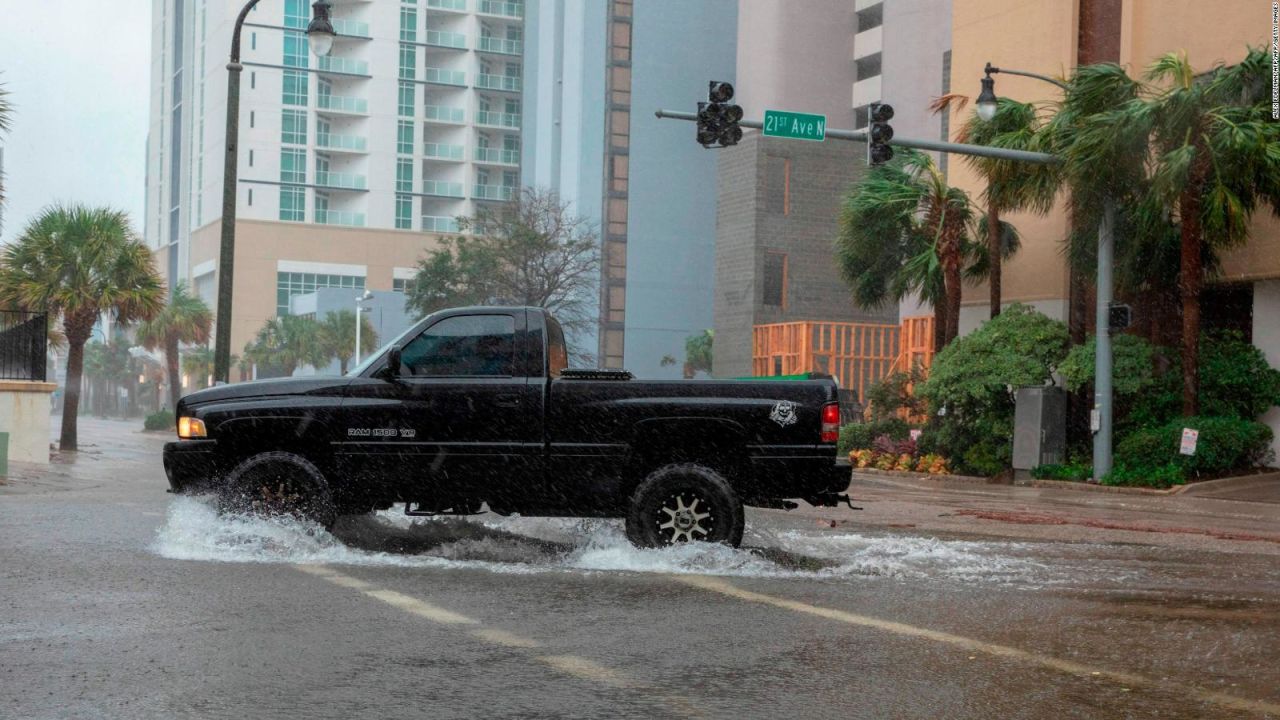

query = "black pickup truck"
[{"left": 163, "top": 306, "right": 851, "bottom": 547}]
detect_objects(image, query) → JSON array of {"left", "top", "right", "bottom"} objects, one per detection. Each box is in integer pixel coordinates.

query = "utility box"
[{"left": 1012, "top": 386, "right": 1067, "bottom": 476}]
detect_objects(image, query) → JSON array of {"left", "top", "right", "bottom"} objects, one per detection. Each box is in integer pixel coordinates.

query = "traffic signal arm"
[{"left": 655, "top": 109, "right": 1060, "bottom": 165}]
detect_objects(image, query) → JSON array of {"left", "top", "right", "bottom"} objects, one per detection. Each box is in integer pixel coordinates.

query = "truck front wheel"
[
  {"left": 625, "top": 464, "right": 745, "bottom": 548},
  {"left": 217, "top": 451, "right": 337, "bottom": 529}
]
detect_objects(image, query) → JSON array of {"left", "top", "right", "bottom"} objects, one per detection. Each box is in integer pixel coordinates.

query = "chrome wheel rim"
[{"left": 656, "top": 492, "right": 714, "bottom": 543}]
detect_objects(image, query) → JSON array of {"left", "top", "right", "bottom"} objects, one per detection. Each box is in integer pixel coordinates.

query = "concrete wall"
[
  {"left": 712, "top": 132, "right": 896, "bottom": 379},
  {"left": 1253, "top": 280, "right": 1280, "bottom": 463},
  {"left": 0, "top": 382, "right": 55, "bottom": 465}
]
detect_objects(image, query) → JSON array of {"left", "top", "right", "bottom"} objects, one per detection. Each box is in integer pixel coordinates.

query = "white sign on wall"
[{"left": 1180, "top": 428, "right": 1199, "bottom": 456}]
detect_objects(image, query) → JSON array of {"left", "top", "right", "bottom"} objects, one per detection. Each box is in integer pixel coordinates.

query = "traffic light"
[
  {"left": 696, "top": 81, "right": 743, "bottom": 148},
  {"left": 868, "top": 102, "right": 894, "bottom": 165}
]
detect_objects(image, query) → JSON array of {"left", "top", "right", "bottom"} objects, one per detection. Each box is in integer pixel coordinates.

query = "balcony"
[
  {"left": 473, "top": 184, "right": 515, "bottom": 201},
  {"left": 331, "top": 18, "right": 370, "bottom": 39},
  {"left": 477, "top": 0, "right": 523, "bottom": 18},
  {"left": 316, "top": 94, "right": 368, "bottom": 114},
  {"left": 425, "top": 67, "right": 467, "bottom": 86},
  {"left": 315, "top": 133, "right": 368, "bottom": 152},
  {"left": 425, "top": 104, "right": 465, "bottom": 123},
  {"left": 422, "top": 215, "right": 461, "bottom": 233},
  {"left": 474, "top": 147, "right": 520, "bottom": 166},
  {"left": 317, "top": 56, "right": 369, "bottom": 76},
  {"left": 423, "top": 142, "right": 465, "bottom": 161},
  {"left": 426, "top": 30, "right": 467, "bottom": 49},
  {"left": 475, "top": 110, "right": 520, "bottom": 129},
  {"left": 315, "top": 210, "right": 367, "bottom": 227},
  {"left": 426, "top": 0, "right": 467, "bottom": 10},
  {"left": 315, "top": 171, "right": 368, "bottom": 190},
  {"left": 423, "top": 180, "right": 465, "bottom": 198},
  {"left": 475, "top": 73, "right": 521, "bottom": 92},
  {"left": 476, "top": 36, "right": 522, "bottom": 56}
]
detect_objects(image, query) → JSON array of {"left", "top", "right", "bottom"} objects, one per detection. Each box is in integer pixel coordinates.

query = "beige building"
[{"left": 943, "top": 0, "right": 1278, "bottom": 449}]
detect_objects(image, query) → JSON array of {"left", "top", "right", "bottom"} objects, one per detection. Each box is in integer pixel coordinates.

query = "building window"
[
  {"left": 281, "top": 109, "right": 307, "bottom": 145},
  {"left": 395, "top": 195, "right": 413, "bottom": 230},
  {"left": 853, "top": 104, "right": 869, "bottom": 130},
  {"left": 282, "top": 70, "right": 308, "bottom": 106},
  {"left": 400, "top": 6, "right": 417, "bottom": 42},
  {"left": 397, "top": 120, "right": 414, "bottom": 155},
  {"left": 855, "top": 2, "right": 882, "bottom": 32},
  {"left": 396, "top": 158, "right": 413, "bottom": 193},
  {"left": 399, "top": 44, "right": 416, "bottom": 80},
  {"left": 249, "top": 149, "right": 255, "bottom": 167},
  {"left": 766, "top": 156, "right": 791, "bottom": 215},
  {"left": 280, "top": 148, "right": 307, "bottom": 184},
  {"left": 398, "top": 81, "right": 415, "bottom": 117},
  {"left": 248, "top": 188, "right": 253, "bottom": 206},
  {"left": 283, "top": 31, "right": 309, "bottom": 69},
  {"left": 763, "top": 252, "right": 787, "bottom": 308},
  {"left": 393, "top": 277, "right": 416, "bottom": 294},
  {"left": 279, "top": 186, "right": 306, "bottom": 222},
  {"left": 276, "top": 271, "right": 365, "bottom": 316},
  {"left": 284, "top": 0, "right": 308, "bottom": 29},
  {"left": 855, "top": 52, "right": 881, "bottom": 82},
  {"left": 940, "top": 50, "right": 952, "bottom": 178}
]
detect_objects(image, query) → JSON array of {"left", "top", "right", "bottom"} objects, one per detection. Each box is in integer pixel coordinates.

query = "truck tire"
[
  {"left": 217, "top": 451, "right": 337, "bottom": 529},
  {"left": 625, "top": 464, "right": 745, "bottom": 548}
]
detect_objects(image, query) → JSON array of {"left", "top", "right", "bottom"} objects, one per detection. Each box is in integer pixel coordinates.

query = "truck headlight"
[{"left": 177, "top": 417, "right": 207, "bottom": 439}]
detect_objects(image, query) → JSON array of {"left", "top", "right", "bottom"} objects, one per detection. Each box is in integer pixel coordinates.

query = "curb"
[{"left": 853, "top": 468, "right": 1280, "bottom": 499}]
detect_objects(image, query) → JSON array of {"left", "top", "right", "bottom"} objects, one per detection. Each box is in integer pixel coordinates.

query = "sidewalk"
[{"left": 780, "top": 471, "right": 1280, "bottom": 555}]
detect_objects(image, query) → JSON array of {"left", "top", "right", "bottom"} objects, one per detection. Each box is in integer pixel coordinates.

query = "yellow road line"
[{"left": 676, "top": 575, "right": 1280, "bottom": 717}]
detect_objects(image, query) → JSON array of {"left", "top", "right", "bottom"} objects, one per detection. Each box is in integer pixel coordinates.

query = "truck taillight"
[{"left": 821, "top": 402, "right": 840, "bottom": 443}]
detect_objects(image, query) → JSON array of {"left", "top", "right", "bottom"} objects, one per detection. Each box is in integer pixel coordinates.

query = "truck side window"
[
  {"left": 546, "top": 316, "right": 568, "bottom": 378},
  {"left": 400, "top": 314, "right": 516, "bottom": 377}
]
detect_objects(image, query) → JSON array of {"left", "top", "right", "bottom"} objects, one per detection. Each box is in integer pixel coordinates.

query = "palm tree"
[
  {"left": 136, "top": 281, "right": 213, "bottom": 413},
  {"left": 0, "top": 205, "right": 164, "bottom": 450},
  {"left": 931, "top": 95, "right": 1056, "bottom": 318},
  {"left": 181, "top": 345, "right": 217, "bottom": 390},
  {"left": 244, "top": 315, "right": 324, "bottom": 378},
  {"left": 0, "top": 77, "right": 11, "bottom": 222},
  {"left": 318, "top": 310, "right": 378, "bottom": 375},
  {"left": 1141, "top": 48, "right": 1278, "bottom": 415},
  {"left": 836, "top": 149, "right": 974, "bottom": 349}
]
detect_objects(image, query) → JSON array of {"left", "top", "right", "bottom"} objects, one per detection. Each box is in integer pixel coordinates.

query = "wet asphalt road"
[{"left": 2, "top": 418, "right": 1279, "bottom": 719}]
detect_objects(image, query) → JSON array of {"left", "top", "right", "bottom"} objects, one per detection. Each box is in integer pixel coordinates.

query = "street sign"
[{"left": 763, "top": 109, "right": 826, "bottom": 142}]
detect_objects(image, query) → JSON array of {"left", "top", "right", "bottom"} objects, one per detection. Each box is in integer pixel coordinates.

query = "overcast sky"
[{"left": 0, "top": 1, "right": 152, "bottom": 244}]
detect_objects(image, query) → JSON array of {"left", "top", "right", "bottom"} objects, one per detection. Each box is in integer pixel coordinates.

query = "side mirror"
[{"left": 385, "top": 344, "right": 403, "bottom": 380}]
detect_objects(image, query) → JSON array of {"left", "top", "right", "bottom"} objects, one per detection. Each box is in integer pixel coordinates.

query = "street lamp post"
[
  {"left": 977, "top": 62, "right": 1115, "bottom": 481},
  {"left": 213, "top": 0, "right": 336, "bottom": 385},
  {"left": 354, "top": 290, "right": 373, "bottom": 367}
]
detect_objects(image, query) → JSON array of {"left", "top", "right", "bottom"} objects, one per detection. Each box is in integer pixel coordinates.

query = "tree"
[
  {"left": 683, "top": 330, "right": 713, "bottom": 378},
  {"left": 181, "top": 345, "right": 221, "bottom": 391},
  {"left": 243, "top": 315, "right": 324, "bottom": 378},
  {"left": 318, "top": 309, "right": 378, "bottom": 374},
  {"left": 931, "top": 94, "right": 1056, "bottom": 318},
  {"left": 1141, "top": 48, "right": 1279, "bottom": 415},
  {"left": 0, "top": 205, "right": 163, "bottom": 450},
  {"left": 836, "top": 149, "right": 974, "bottom": 350},
  {"left": 406, "top": 187, "right": 600, "bottom": 363},
  {"left": 0, "top": 77, "right": 11, "bottom": 226},
  {"left": 135, "top": 281, "right": 213, "bottom": 412}
]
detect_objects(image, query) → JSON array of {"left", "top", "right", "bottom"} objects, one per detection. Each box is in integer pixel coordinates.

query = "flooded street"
[{"left": 3, "top": 419, "right": 1279, "bottom": 719}]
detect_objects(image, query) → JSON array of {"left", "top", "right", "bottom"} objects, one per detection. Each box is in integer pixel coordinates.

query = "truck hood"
[{"left": 180, "top": 376, "right": 353, "bottom": 407}]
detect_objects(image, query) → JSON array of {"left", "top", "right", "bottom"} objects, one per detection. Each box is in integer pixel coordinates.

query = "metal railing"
[
  {"left": 475, "top": 73, "right": 521, "bottom": 92},
  {"left": 473, "top": 184, "right": 515, "bottom": 201},
  {"left": 423, "top": 142, "right": 465, "bottom": 160},
  {"left": 314, "top": 210, "right": 367, "bottom": 227},
  {"left": 423, "top": 180, "right": 465, "bottom": 197},
  {"left": 316, "top": 94, "right": 368, "bottom": 113},
  {"left": 422, "top": 215, "right": 461, "bottom": 232},
  {"left": 425, "top": 67, "right": 467, "bottom": 86},
  {"left": 331, "top": 18, "right": 370, "bottom": 38},
  {"left": 478, "top": 0, "right": 523, "bottom": 18},
  {"left": 315, "top": 171, "right": 368, "bottom": 190},
  {"left": 474, "top": 147, "right": 520, "bottom": 165},
  {"left": 427, "top": 0, "right": 467, "bottom": 10},
  {"left": 475, "top": 110, "right": 521, "bottom": 129},
  {"left": 315, "top": 133, "right": 368, "bottom": 152},
  {"left": 476, "top": 36, "right": 522, "bottom": 55},
  {"left": 424, "top": 104, "right": 466, "bottom": 123},
  {"left": 317, "top": 56, "right": 369, "bottom": 76},
  {"left": 0, "top": 311, "right": 47, "bottom": 382}
]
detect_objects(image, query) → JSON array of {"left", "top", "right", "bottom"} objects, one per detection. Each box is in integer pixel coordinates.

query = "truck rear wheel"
[
  {"left": 625, "top": 464, "right": 744, "bottom": 548},
  {"left": 217, "top": 451, "right": 337, "bottom": 529}
]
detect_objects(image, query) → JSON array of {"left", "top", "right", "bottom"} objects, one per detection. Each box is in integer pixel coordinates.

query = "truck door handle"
[{"left": 494, "top": 393, "right": 521, "bottom": 408}]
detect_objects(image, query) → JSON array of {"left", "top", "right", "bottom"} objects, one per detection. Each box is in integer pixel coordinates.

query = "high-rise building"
[
  {"left": 523, "top": 0, "right": 736, "bottom": 375},
  {"left": 146, "top": 0, "right": 525, "bottom": 359}
]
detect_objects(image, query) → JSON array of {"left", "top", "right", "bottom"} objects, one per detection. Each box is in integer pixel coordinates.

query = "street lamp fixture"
[
  {"left": 213, "top": 0, "right": 336, "bottom": 386},
  {"left": 976, "top": 74, "right": 998, "bottom": 122}
]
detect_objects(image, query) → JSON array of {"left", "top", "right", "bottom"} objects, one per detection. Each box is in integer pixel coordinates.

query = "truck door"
[{"left": 339, "top": 311, "right": 542, "bottom": 504}]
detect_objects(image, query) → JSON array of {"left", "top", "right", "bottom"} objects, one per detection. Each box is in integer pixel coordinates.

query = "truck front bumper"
[{"left": 163, "top": 440, "right": 220, "bottom": 494}]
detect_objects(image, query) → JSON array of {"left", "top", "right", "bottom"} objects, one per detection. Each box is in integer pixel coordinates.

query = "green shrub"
[
  {"left": 917, "top": 304, "right": 1069, "bottom": 475},
  {"left": 1031, "top": 462, "right": 1092, "bottom": 481},
  {"left": 1102, "top": 463, "right": 1186, "bottom": 488},
  {"left": 838, "top": 418, "right": 911, "bottom": 453},
  {"left": 1059, "top": 333, "right": 1158, "bottom": 397},
  {"left": 864, "top": 364, "right": 927, "bottom": 420},
  {"left": 1199, "top": 331, "right": 1280, "bottom": 419},
  {"left": 1115, "top": 416, "right": 1274, "bottom": 478},
  {"left": 144, "top": 409, "right": 175, "bottom": 432}
]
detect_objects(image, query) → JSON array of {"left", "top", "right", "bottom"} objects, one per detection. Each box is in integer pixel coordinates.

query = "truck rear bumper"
[
  {"left": 163, "top": 440, "right": 220, "bottom": 494},
  {"left": 748, "top": 454, "right": 850, "bottom": 498}
]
